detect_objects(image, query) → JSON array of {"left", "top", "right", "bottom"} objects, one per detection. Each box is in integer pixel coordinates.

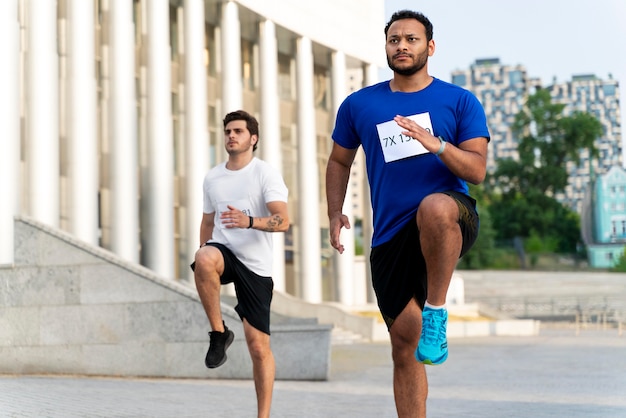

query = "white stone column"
[
  {"left": 220, "top": 1, "right": 242, "bottom": 114},
  {"left": 331, "top": 51, "right": 356, "bottom": 306},
  {"left": 109, "top": 0, "right": 139, "bottom": 263},
  {"left": 259, "top": 19, "right": 286, "bottom": 292},
  {"left": 0, "top": 0, "right": 20, "bottom": 264},
  {"left": 184, "top": 0, "right": 210, "bottom": 280},
  {"left": 67, "top": 0, "right": 99, "bottom": 246},
  {"left": 364, "top": 63, "right": 378, "bottom": 303},
  {"left": 296, "top": 37, "right": 322, "bottom": 303},
  {"left": 218, "top": 1, "right": 242, "bottom": 297},
  {"left": 144, "top": 0, "right": 175, "bottom": 277},
  {"left": 26, "top": 0, "right": 59, "bottom": 227}
]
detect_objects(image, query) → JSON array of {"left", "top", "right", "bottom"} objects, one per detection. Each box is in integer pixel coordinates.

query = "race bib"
[{"left": 376, "top": 112, "right": 433, "bottom": 162}]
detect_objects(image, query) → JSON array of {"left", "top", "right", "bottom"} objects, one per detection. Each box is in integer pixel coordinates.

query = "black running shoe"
[{"left": 205, "top": 322, "right": 234, "bottom": 369}]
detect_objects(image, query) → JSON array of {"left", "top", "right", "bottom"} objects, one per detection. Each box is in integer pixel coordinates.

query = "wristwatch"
[{"left": 435, "top": 136, "right": 446, "bottom": 156}]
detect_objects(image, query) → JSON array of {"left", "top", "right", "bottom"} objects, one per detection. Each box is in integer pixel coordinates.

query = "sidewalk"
[{"left": 1, "top": 327, "right": 625, "bottom": 417}]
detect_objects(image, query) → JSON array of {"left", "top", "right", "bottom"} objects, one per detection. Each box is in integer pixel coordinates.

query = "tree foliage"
[
  {"left": 486, "top": 89, "right": 603, "bottom": 255},
  {"left": 611, "top": 247, "right": 626, "bottom": 272},
  {"left": 457, "top": 184, "right": 498, "bottom": 269}
]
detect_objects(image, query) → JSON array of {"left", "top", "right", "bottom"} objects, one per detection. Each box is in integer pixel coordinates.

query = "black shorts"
[
  {"left": 193, "top": 243, "right": 274, "bottom": 335},
  {"left": 369, "top": 191, "right": 479, "bottom": 329}
]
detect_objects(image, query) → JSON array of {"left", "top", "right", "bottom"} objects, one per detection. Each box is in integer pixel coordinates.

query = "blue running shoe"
[{"left": 416, "top": 306, "right": 448, "bottom": 365}]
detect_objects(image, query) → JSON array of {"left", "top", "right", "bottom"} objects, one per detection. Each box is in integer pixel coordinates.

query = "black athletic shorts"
[
  {"left": 369, "top": 191, "right": 479, "bottom": 330},
  {"left": 192, "top": 242, "right": 274, "bottom": 335}
]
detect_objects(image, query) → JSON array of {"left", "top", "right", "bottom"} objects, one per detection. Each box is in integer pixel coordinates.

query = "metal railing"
[{"left": 469, "top": 295, "right": 626, "bottom": 335}]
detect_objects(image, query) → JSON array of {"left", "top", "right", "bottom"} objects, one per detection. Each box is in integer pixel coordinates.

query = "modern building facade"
[
  {"left": 451, "top": 59, "right": 623, "bottom": 215},
  {"left": 0, "top": 0, "right": 385, "bottom": 306},
  {"left": 548, "top": 74, "right": 623, "bottom": 213},
  {"left": 584, "top": 166, "right": 626, "bottom": 268},
  {"left": 451, "top": 58, "right": 542, "bottom": 175}
]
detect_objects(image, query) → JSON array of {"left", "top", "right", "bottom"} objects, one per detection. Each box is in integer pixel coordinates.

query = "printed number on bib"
[{"left": 376, "top": 112, "right": 433, "bottom": 163}]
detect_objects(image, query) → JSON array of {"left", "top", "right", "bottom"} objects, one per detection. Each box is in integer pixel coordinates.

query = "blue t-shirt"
[{"left": 332, "top": 78, "right": 490, "bottom": 247}]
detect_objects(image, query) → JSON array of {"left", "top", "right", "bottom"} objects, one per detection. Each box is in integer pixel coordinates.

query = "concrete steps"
[
  {"left": 0, "top": 217, "right": 331, "bottom": 380},
  {"left": 272, "top": 291, "right": 540, "bottom": 342},
  {"left": 331, "top": 326, "right": 371, "bottom": 345}
]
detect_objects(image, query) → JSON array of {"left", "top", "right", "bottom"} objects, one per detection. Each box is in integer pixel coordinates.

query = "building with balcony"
[
  {"left": 451, "top": 58, "right": 542, "bottom": 175},
  {"left": 451, "top": 59, "right": 623, "bottom": 215},
  {"left": 548, "top": 74, "right": 622, "bottom": 213}
]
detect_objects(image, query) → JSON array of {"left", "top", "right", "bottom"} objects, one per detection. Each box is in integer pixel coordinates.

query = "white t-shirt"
[{"left": 203, "top": 157, "right": 288, "bottom": 276}]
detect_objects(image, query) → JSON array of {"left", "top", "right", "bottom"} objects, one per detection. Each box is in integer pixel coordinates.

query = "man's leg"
[
  {"left": 194, "top": 245, "right": 226, "bottom": 331},
  {"left": 194, "top": 246, "right": 234, "bottom": 368},
  {"left": 243, "top": 318, "right": 275, "bottom": 418},
  {"left": 389, "top": 299, "right": 427, "bottom": 418},
  {"left": 416, "top": 193, "right": 462, "bottom": 306},
  {"left": 415, "top": 193, "right": 462, "bottom": 365}
]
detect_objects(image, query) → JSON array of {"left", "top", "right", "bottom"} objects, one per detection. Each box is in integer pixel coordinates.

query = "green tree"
[
  {"left": 457, "top": 183, "right": 498, "bottom": 269},
  {"left": 611, "top": 247, "right": 626, "bottom": 272},
  {"left": 487, "top": 89, "right": 603, "bottom": 256}
]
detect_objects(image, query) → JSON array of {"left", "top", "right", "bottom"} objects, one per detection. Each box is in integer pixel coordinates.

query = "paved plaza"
[{"left": 1, "top": 326, "right": 625, "bottom": 417}]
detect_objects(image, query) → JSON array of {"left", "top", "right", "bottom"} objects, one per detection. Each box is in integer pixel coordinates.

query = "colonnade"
[{"left": 0, "top": 0, "right": 378, "bottom": 307}]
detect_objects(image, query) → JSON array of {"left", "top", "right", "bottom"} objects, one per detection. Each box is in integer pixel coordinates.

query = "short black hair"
[
  {"left": 223, "top": 110, "right": 259, "bottom": 151},
  {"left": 384, "top": 10, "right": 433, "bottom": 42}
]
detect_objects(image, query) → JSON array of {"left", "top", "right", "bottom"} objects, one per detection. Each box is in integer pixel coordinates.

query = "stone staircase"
[
  {"left": 331, "top": 326, "right": 372, "bottom": 345},
  {"left": 0, "top": 217, "right": 331, "bottom": 380}
]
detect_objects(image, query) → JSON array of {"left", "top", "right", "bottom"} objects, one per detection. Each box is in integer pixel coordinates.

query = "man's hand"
[
  {"left": 221, "top": 205, "right": 249, "bottom": 229},
  {"left": 393, "top": 114, "right": 440, "bottom": 154},
  {"left": 329, "top": 212, "right": 351, "bottom": 254}
]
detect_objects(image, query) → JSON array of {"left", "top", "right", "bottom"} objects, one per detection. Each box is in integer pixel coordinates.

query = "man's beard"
[
  {"left": 387, "top": 50, "right": 428, "bottom": 76},
  {"left": 225, "top": 142, "right": 252, "bottom": 156}
]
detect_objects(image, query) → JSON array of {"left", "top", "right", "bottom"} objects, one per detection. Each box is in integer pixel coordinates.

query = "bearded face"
[
  {"left": 387, "top": 47, "right": 429, "bottom": 76},
  {"left": 385, "top": 18, "right": 433, "bottom": 77}
]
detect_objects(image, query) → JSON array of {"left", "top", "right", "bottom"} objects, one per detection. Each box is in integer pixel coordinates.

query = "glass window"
[
  {"left": 509, "top": 70, "right": 522, "bottom": 86},
  {"left": 603, "top": 84, "right": 616, "bottom": 96},
  {"left": 313, "top": 65, "right": 329, "bottom": 110},
  {"left": 205, "top": 24, "right": 217, "bottom": 77},
  {"left": 208, "top": 105, "right": 218, "bottom": 167},
  {"left": 169, "top": 5, "right": 179, "bottom": 60},
  {"left": 452, "top": 74, "right": 466, "bottom": 86},
  {"left": 278, "top": 53, "right": 293, "bottom": 100},
  {"left": 241, "top": 39, "right": 255, "bottom": 91}
]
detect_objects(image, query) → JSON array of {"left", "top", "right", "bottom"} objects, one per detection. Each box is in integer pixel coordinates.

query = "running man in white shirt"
[{"left": 192, "top": 110, "right": 289, "bottom": 418}]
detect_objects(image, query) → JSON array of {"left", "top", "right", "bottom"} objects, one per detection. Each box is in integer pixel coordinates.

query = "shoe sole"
[
  {"left": 418, "top": 357, "right": 447, "bottom": 365},
  {"left": 205, "top": 331, "right": 235, "bottom": 369},
  {"left": 416, "top": 349, "right": 448, "bottom": 365}
]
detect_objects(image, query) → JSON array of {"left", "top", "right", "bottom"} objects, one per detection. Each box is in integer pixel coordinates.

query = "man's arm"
[
  {"left": 393, "top": 115, "right": 488, "bottom": 184},
  {"left": 326, "top": 142, "right": 359, "bottom": 254},
  {"left": 255, "top": 201, "right": 290, "bottom": 232},
  {"left": 438, "top": 137, "right": 488, "bottom": 185},
  {"left": 219, "top": 202, "right": 289, "bottom": 232},
  {"left": 199, "top": 212, "right": 215, "bottom": 247}
]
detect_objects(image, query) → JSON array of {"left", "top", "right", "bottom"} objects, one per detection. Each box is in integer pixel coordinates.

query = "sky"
[{"left": 382, "top": 0, "right": 626, "bottom": 136}]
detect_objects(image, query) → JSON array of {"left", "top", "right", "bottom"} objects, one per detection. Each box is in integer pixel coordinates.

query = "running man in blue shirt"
[{"left": 326, "top": 10, "right": 490, "bottom": 417}]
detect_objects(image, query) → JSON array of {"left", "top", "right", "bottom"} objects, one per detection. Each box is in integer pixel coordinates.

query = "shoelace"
[{"left": 421, "top": 311, "right": 446, "bottom": 345}]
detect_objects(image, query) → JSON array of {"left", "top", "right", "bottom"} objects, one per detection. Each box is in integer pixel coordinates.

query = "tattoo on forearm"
[{"left": 265, "top": 215, "right": 284, "bottom": 231}]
